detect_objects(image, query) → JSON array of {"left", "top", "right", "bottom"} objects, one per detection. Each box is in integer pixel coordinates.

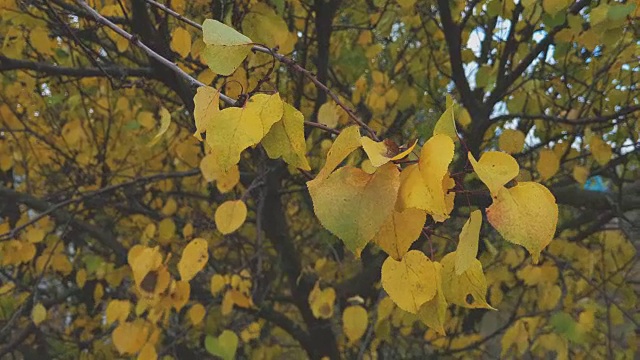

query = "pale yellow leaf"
[
  {"left": 441, "top": 252, "right": 494, "bottom": 309},
  {"left": 178, "top": 238, "right": 209, "bottom": 281},
  {"left": 215, "top": 200, "right": 247, "bottom": 235},
  {"left": 455, "top": 210, "right": 482, "bottom": 275},
  {"left": 381, "top": 250, "right": 437, "bottom": 314}
]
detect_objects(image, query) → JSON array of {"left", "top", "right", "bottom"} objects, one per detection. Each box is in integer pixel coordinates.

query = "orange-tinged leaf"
[
  {"left": 486, "top": 182, "right": 558, "bottom": 263},
  {"left": 455, "top": 210, "right": 482, "bottom": 275},
  {"left": 170, "top": 27, "right": 191, "bottom": 58},
  {"left": 193, "top": 86, "right": 220, "bottom": 141},
  {"left": 441, "top": 252, "right": 494, "bottom": 309},
  {"left": 211, "top": 274, "right": 226, "bottom": 295},
  {"left": 343, "top": 305, "right": 368, "bottom": 344},
  {"left": 308, "top": 163, "right": 400, "bottom": 253},
  {"left": 308, "top": 282, "right": 336, "bottom": 319},
  {"left": 106, "top": 299, "right": 131, "bottom": 325},
  {"left": 468, "top": 151, "right": 519, "bottom": 195},
  {"left": 178, "top": 238, "right": 209, "bottom": 281},
  {"left": 373, "top": 207, "right": 426, "bottom": 260},
  {"left": 537, "top": 149, "right": 559, "bottom": 181},
  {"left": 137, "top": 342, "right": 157, "bottom": 360},
  {"left": 112, "top": 321, "right": 149, "bottom": 355},
  {"left": 128, "top": 246, "right": 163, "bottom": 287},
  {"left": 417, "top": 262, "right": 447, "bottom": 335},
  {"left": 262, "top": 102, "right": 311, "bottom": 170},
  {"left": 215, "top": 200, "right": 247, "bottom": 235},
  {"left": 499, "top": 129, "right": 525, "bottom": 154},
  {"left": 381, "top": 250, "right": 437, "bottom": 314}
]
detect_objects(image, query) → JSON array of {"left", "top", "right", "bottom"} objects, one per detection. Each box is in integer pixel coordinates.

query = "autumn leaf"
[
  {"left": 487, "top": 182, "right": 558, "bottom": 263},
  {"left": 537, "top": 149, "right": 560, "bottom": 181},
  {"left": 308, "top": 282, "right": 336, "bottom": 319},
  {"left": 106, "top": 299, "right": 131, "bottom": 325},
  {"left": 318, "top": 101, "right": 340, "bottom": 128},
  {"left": 417, "top": 262, "right": 447, "bottom": 335},
  {"left": 361, "top": 137, "right": 417, "bottom": 167},
  {"left": 147, "top": 107, "right": 171, "bottom": 147},
  {"left": 455, "top": 210, "right": 482, "bottom": 275},
  {"left": 261, "top": 102, "right": 311, "bottom": 170},
  {"left": 112, "top": 320, "right": 149, "bottom": 355},
  {"left": 381, "top": 250, "right": 437, "bottom": 314},
  {"left": 468, "top": 151, "right": 519, "bottom": 195},
  {"left": 373, "top": 207, "right": 426, "bottom": 260},
  {"left": 170, "top": 27, "right": 191, "bottom": 58},
  {"left": 343, "top": 305, "right": 368, "bottom": 344},
  {"left": 178, "top": 238, "right": 209, "bottom": 281},
  {"left": 193, "top": 86, "right": 220, "bottom": 141},
  {"left": 201, "top": 19, "right": 253, "bottom": 75},
  {"left": 433, "top": 102, "right": 458, "bottom": 141},
  {"left": 499, "top": 129, "right": 526, "bottom": 154},
  {"left": 215, "top": 200, "right": 247, "bottom": 235},
  {"left": 440, "top": 252, "right": 494, "bottom": 309},
  {"left": 311, "top": 125, "right": 362, "bottom": 183},
  {"left": 31, "top": 303, "right": 46, "bottom": 325},
  {"left": 589, "top": 136, "right": 612, "bottom": 166},
  {"left": 308, "top": 163, "right": 400, "bottom": 253},
  {"left": 188, "top": 303, "right": 206, "bottom": 325}
]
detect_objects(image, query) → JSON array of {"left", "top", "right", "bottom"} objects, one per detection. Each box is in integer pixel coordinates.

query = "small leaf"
[
  {"left": 308, "top": 282, "right": 336, "bottom": 319},
  {"left": 433, "top": 102, "right": 458, "bottom": 141},
  {"left": 112, "top": 321, "right": 149, "bottom": 355},
  {"left": 205, "top": 330, "right": 239, "bottom": 360},
  {"left": 201, "top": 19, "right": 252, "bottom": 75},
  {"left": 381, "top": 250, "right": 437, "bottom": 314},
  {"left": 572, "top": 165, "right": 589, "bottom": 185},
  {"left": 343, "top": 305, "right": 368, "bottom": 344},
  {"left": 31, "top": 302, "right": 46, "bottom": 325},
  {"left": 147, "top": 107, "right": 171, "bottom": 147},
  {"left": 211, "top": 274, "right": 226, "bottom": 295},
  {"left": 455, "top": 210, "right": 482, "bottom": 275},
  {"left": 537, "top": 149, "right": 560, "bottom": 181},
  {"left": 361, "top": 138, "right": 417, "bottom": 167},
  {"left": 441, "top": 252, "right": 494, "bottom": 309},
  {"left": 106, "top": 299, "right": 131, "bottom": 325},
  {"left": 487, "top": 182, "right": 558, "bottom": 263},
  {"left": 318, "top": 101, "right": 339, "bottom": 128},
  {"left": 193, "top": 86, "right": 220, "bottom": 141},
  {"left": 589, "top": 136, "right": 612, "bottom": 166},
  {"left": 178, "top": 238, "right": 209, "bottom": 281},
  {"left": 170, "top": 27, "right": 191, "bottom": 58},
  {"left": 215, "top": 200, "right": 247, "bottom": 235},
  {"left": 498, "top": 129, "right": 525, "bottom": 154},
  {"left": 188, "top": 303, "right": 206, "bottom": 325},
  {"left": 468, "top": 151, "right": 519, "bottom": 195},
  {"left": 311, "top": 125, "right": 362, "bottom": 183}
]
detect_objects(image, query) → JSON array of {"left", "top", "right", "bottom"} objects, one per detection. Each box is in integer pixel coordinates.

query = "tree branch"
[{"left": 0, "top": 56, "right": 154, "bottom": 78}]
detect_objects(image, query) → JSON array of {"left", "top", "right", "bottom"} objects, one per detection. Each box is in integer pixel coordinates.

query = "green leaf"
[
  {"left": 205, "top": 331, "right": 238, "bottom": 360},
  {"left": 201, "top": 19, "right": 253, "bottom": 76}
]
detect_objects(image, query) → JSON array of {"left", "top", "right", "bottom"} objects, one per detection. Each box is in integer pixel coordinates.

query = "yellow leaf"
[
  {"left": 343, "top": 305, "right": 368, "bottom": 344},
  {"left": 308, "top": 282, "right": 336, "bottom": 319},
  {"left": 536, "top": 149, "right": 559, "bottom": 181},
  {"left": 440, "top": 252, "right": 494, "bottom": 309},
  {"left": 311, "top": 125, "right": 362, "bottom": 183},
  {"left": 128, "top": 245, "right": 163, "bottom": 287},
  {"left": 205, "top": 93, "right": 282, "bottom": 172},
  {"left": 161, "top": 198, "right": 177, "bottom": 216},
  {"left": 147, "top": 107, "right": 171, "bottom": 147},
  {"left": 215, "top": 200, "right": 247, "bottom": 235},
  {"left": 193, "top": 86, "right": 220, "bottom": 141},
  {"left": 137, "top": 342, "right": 157, "bottom": 360},
  {"left": 417, "top": 262, "right": 447, "bottom": 335},
  {"left": 25, "top": 227, "right": 45, "bottom": 243},
  {"left": 106, "top": 299, "right": 131, "bottom": 325},
  {"left": 589, "top": 136, "right": 612, "bottom": 166},
  {"left": 178, "top": 238, "right": 209, "bottom": 281},
  {"left": 112, "top": 321, "right": 149, "bottom": 355},
  {"left": 433, "top": 104, "right": 457, "bottom": 141},
  {"left": 572, "top": 165, "right": 589, "bottom": 185},
  {"left": 188, "top": 303, "right": 206, "bottom": 325},
  {"left": 211, "top": 274, "right": 226, "bottom": 295},
  {"left": 158, "top": 218, "right": 176, "bottom": 245},
  {"left": 381, "top": 250, "right": 437, "bottom": 314},
  {"left": 170, "top": 27, "right": 191, "bottom": 58},
  {"left": 216, "top": 165, "right": 240, "bottom": 193},
  {"left": 242, "top": 3, "right": 296, "bottom": 54},
  {"left": 498, "top": 129, "right": 526, "bottom": 154},
  {"left": 31, "top": 302, "right": 46, "bottom": 325},
  {"left": 308, "top": 163, "right": 400, "bottom": 253},
  {"left": 397, "top": 135, "right": 454, "bottom": 221},
  {"left": 361, "top": 137, "right": 417, "bottom": 167},
  {"left": 201, "top": 19, "right": 253, "bottom": 75},
  {"left": 373, "top": 207, "right": 426, "bottom": 260},
  {"left": 468, "top": 151, "right": 519, "bottom": 195},
  {"left": 455, "top": 210, "right": 482, "bottom": 275},
  {"left": 486, "top": 183, "right": 558, "bottom": 263},
  {"left": 76, "top": 268, "right": 87, "bottom": 288},
  {"left": 262, "top": 102, "right": 311, "bottom": 170},
  {"left": 169, "top": 281, "right": 191, "bottom": 311},
  {"left": 318, "top": 101, "right": 339, "bottom": 128}
]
